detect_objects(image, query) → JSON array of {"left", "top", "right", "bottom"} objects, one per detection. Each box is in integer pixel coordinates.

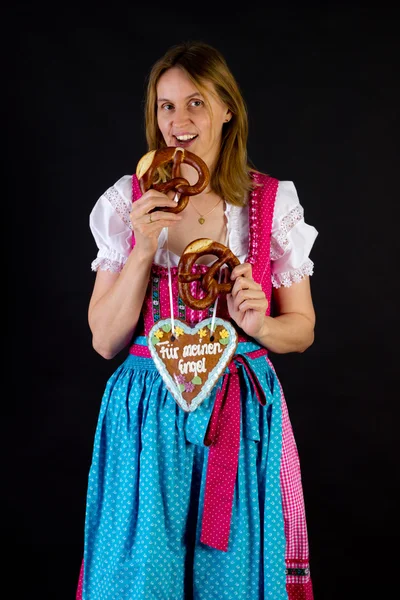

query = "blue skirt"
[{"left": 82, "top": 339, "right": 288, "bottom": 599}]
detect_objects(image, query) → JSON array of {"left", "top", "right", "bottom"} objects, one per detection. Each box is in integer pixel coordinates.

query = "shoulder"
[
  {"left": 90, "top": 174, "right": 134, "bottom": 234},
  {"left": 250, "top": 171, "right": 297, "bottom": 195},
  {"left": 249, "top": 170, "right": 280, "bottom": 200},
  {"left": 274, "top": 180, "right": 303, "bottom": 219},
  {"left": 100, "top": 174, "right": 133, "bottom": 206},
  {"left": 250, "top": 170, "right": 277, "bottom": 185},
  {"left": 91, "top": 174, "right": 133, "bottom": 222},
  {"left": 248, "top": 171, "right": 304, "bottom": 218}
]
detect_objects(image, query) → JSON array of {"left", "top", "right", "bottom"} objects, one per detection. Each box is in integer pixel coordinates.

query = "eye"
[
  {"left": 190, "top": 99, "right": 203, "bottom": 108},
  {"left": 161, "top": 103, "right": 174, "bottom": 111}
]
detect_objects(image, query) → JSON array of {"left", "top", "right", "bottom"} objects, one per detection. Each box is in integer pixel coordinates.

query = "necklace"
[{"left": 190, "top": 197, "right": 222, "bottom": 224}]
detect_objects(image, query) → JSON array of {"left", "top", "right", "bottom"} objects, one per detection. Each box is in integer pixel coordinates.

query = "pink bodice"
[{"left": 130, "top": 172, "right": 279, "bottom": 343}]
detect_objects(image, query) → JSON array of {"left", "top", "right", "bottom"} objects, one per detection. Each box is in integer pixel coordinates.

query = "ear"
[{"left": 224, "top": 110, "right": 232, "bottom": 123}]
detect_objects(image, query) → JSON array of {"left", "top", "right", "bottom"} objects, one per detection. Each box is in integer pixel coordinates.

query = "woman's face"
[{"left": 156, "top": 66, "right": 231, "bottom": 170}]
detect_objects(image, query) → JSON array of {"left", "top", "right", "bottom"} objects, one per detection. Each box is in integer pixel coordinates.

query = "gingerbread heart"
[{"left": 147, "top": 318, "right": 238, "bottom": 412}]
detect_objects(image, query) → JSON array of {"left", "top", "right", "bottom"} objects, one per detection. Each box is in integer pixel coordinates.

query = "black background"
[{"left": 6, "top": 3, "right": 399, "bottom": 599}]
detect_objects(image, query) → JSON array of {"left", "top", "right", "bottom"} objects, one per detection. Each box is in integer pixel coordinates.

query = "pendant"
[
  {"left": 198, "top": 217, "right": 205, "bottom": 224},
  {"left": 147, "top": 317, "right": 238, "bottom": 412}
]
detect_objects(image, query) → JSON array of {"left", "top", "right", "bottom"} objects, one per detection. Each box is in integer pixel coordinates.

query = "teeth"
[{"left": 176, "top": 134, "right": 196, "bottom": 141}]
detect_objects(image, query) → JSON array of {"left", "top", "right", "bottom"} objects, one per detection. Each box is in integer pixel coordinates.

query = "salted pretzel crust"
[
  {"left": 136, "top": 147, "right": 210, "bottom": 214},
  {"left": 178, "top": 238, "right": 240, "bottom": 310}
]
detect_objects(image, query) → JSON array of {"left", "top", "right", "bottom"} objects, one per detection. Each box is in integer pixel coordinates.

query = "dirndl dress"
[{"left": 76, "top": 172, "right": 314, "bottom": 599}]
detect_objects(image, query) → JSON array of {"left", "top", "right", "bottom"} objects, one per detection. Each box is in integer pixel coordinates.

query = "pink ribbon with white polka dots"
[{"left": 200, "top": 350, "right": 267, "bottom": 551}]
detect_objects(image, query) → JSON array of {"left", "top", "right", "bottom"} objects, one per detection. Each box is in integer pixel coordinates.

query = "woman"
[{"left": 77, "top": 40, "right": 318, "bottom": 600}]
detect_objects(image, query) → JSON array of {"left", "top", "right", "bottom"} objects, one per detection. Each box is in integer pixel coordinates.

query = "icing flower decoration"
[
  {"left": 175, "top": 374, "right": 186, "bottom": 385},
  {"left": 184, "top": 381, "right": 195, "bottom": 393},
  {"left": 174, "top": 326, "right": 184, "bottom": 338},
  {"left": 198, "top": 328, "right": 207, "bottom": 340},
  {"left": 220, "top": 329, "right": 229, "bottom": 339},
  {"left": 154, "top": 329, "right": 164, "bottom": 340}
]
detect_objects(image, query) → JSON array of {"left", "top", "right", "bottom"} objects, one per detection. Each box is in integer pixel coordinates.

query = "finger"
[
  {"left": 132, "top": 208, "right": 181, "bottom": 229},
  {"left": 148, "top": 219, "right": 182, "bottom": 229},
  {"left": 132, "top": 191, "right": 179, "bottom": 215},
  {"left": 233, "top": 288, "right": 265, "bottom": 307},
  {"left": 231, "top": 276, "right": 261, "bottom": 296},
  {"left": 230, "top": 262, "right": 252, "bottom": 281},
  {"left": 134, "top": 216, "right": 182, "bottom": 237},
  {"left": 237, "top": 298, "right": 268, "bottom": 313},
  {"left": 143, "top": 211, "right": 182, "bottom": 225}
]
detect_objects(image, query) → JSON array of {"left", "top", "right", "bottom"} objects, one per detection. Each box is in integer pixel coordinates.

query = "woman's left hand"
[{"left": 226, "top": 263, "right": 268, "bottom": 338}]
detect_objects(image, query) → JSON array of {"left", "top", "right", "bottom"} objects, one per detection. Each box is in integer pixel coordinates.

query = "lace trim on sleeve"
[
  {"left": 104, "top": 185, "right": 133, "bottom": 230},
  {"left": 271, "top": 259, "right": 314, "bottom": 288},
  {"left": 91, "top": 248, "right": 128, "bottom": 273},
  {"left": 270, "top": 205, "right": 303, "bottom": 260}
]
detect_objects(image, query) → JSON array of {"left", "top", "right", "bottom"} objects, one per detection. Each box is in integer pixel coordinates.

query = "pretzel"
[
  {"left": 136, "top": 147, "right": 210, "bottom": 213},
  {"left": 178, "top": 238, "right": 240, "bottom": 310}
]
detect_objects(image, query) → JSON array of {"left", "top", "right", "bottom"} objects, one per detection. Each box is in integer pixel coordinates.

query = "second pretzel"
[{"left": 178, "top": 238, "right": 240, "bottom": 310}]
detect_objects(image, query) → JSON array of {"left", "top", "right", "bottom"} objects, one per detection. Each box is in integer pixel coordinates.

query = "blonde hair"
[{"left": 144, "top": 41, "right": 258, "bottom": 206}]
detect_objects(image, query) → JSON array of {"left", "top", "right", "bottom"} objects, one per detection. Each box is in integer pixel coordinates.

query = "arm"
[
  {"left": 88, "top": 189, "right": 181, "bottom": 360},
  {"left": 255, "top": 276, "right": 315, "bottom": 353},
  {"left": 227, "top": 263, "right": 315, "bottom": 354},
  {"left": 88, "top": 247, "right": 153, "bottom": 359}
]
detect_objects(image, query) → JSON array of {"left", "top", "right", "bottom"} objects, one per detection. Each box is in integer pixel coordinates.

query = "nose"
[{"left": 173, "top": 106, "right": 191, "bottom": 128}]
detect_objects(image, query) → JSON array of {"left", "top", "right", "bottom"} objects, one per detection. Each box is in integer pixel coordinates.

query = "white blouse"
[{"left": 89, "top": 175, "right": 318, "bottom": 288}]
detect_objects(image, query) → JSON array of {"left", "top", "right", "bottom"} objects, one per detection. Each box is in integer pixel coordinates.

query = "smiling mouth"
[{"left": 174, "top": 134, "right": 198, "bottom": 145}]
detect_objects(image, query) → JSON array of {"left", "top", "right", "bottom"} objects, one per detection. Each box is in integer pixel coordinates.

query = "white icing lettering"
[
  {"left": 178, "top": 358, "right": 206, "bottom": 377},
  {"left": 159, "top": 346, "right": 179, "bottom": 360},
  {"left": 182, "top": 342, "right": 223, "bottom": 357}
]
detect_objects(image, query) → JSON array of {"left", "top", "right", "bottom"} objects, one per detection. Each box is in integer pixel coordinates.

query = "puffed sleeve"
[
  {"left": 271, "top": 181, "right": 318, "bottom": 288},
  {"left": 89, "top": 175, "right": 133, "bottom": 273}
]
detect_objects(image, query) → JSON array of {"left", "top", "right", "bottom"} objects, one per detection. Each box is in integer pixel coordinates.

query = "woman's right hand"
[{"left": 129, "top": 189, "right": 182, "bottom": 256}]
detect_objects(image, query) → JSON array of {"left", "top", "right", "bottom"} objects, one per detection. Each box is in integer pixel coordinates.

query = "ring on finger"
[{"left": 148, "top": 213, "right": 153, "bottom": 224}]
